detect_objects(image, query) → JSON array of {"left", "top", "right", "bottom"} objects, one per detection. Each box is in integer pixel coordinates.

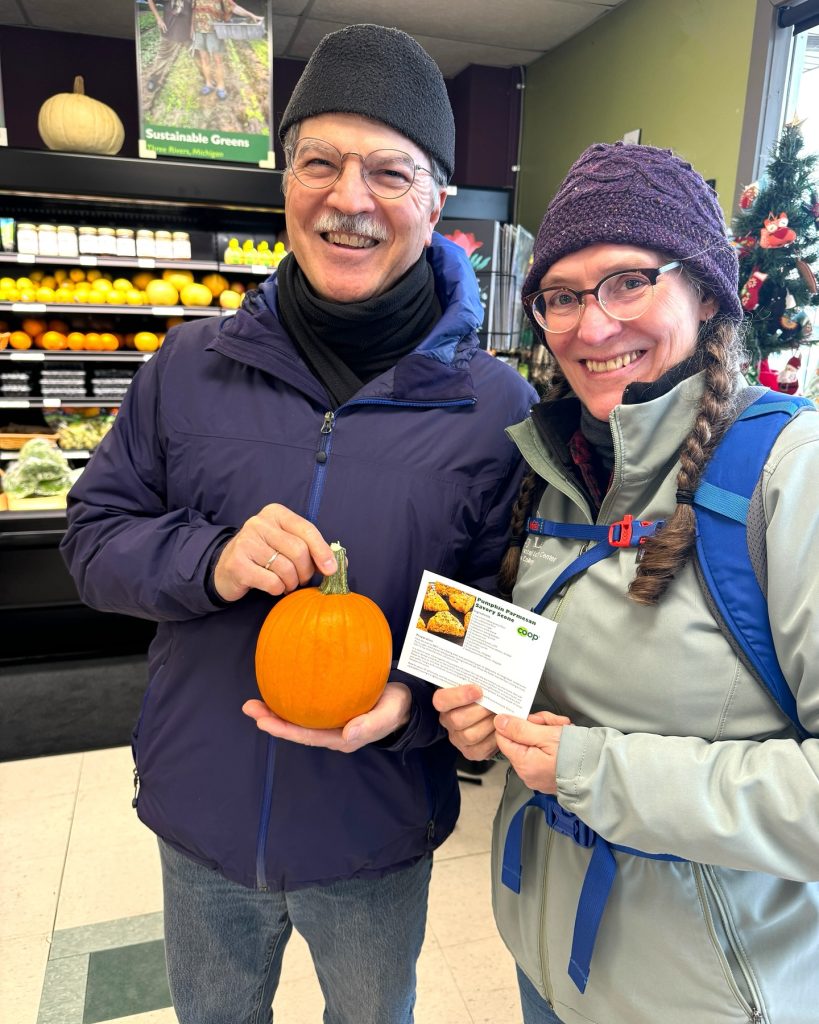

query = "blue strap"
[
  {"left": 527, "top": 515, "right": 664, "bottom": 615},
  {"left": 692, "top": 479, "right": 750, "bottom": 524},
  {"left": 502, "top": 793, "right": 684, "bottom": 993}
]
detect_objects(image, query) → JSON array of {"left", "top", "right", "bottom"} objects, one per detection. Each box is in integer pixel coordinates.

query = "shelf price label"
[
  {"left": 42, "top": 398, "right": 62, "bottom": 408},
  {"left": 251, "top": 264, "right": 268, "bottom": 275},
  {"left": 11, "top": 303, "right": 48, "bottom": 313},
  {"left": 16, "top": 253, "right": 36, "bottom": 264},
  {"left": 151, "top": 305, "right": 184, "bottom": 316},
  {"left": 138, "top": 258, "right": 156, "bottom": 269},
  {"left": 79, "top": 256, "right": 98, "bottom": 266},
  {"left": 0, "top": 398, "right": 30, "bottom": 408},
  {"left": 9, "top": 351, "right": 45, "bottom": 361}
]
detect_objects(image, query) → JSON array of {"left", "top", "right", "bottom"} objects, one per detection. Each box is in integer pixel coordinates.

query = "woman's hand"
[
  {"left": 433, "top": 684, "right": 498, "bottom": 760},
  {"left": 494, "top": 710, "right": 571, "bottom": 793},
  {"left": 213, "top": 503, "right": 337, "bottom": 602},
  {"left": 243, "top": 682, "right": 412, "bottom": 753}
]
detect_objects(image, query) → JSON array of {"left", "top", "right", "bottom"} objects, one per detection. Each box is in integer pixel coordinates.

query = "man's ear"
[{"left": 425, "top": 188, "right": 448, "bottom": 245}]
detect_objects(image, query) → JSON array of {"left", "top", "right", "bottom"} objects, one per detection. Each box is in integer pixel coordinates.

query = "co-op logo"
[{"left": 516, "top": 627, "right": 539, "bottom": 641}]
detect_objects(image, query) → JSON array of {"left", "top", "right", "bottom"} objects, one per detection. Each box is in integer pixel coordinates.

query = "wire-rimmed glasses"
[
  {"left": 288, "top": 138, "right": 433, "bottom": 199},
  {"left": 523, "top": 261, "right": 682, "bottom": 334}
]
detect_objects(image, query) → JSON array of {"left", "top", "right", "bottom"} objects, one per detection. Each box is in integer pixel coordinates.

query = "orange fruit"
[
  {"left": 99, "top": 332, "right": 119, "bottom": 351},
  {"left": 40, "top": 330, "right": 68, "bottom": 350},
  {"left": 67, "top": 332, "right": 86, "bottom": 351},
  {"left": 0, "top": 331, "right": 8, "bottom": 350},
  {"left": 145, "top": 279, "right": 179, "bottom": 306},
  {"left": 21, "top": 318, "right": 46, "bottom": 337},
  {"left": 84, "top": 332, "right": 103, "bottom": 351},
  {"left": 133, "top": 331, "right": 160, "bottom": 352},
  {"left": 9, "top": 330, "right": 33, "bottom": 350}
]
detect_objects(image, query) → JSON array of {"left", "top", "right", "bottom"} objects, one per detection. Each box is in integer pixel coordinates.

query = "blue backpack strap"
[
  {"left": 502, "top": 793, "right": 684, "bottom": 993},
  {"left": 527, "top": 515, "right": 664, "bottom": 614},
  {"left": 693, "top": 390, "right": 814, "bottom": 740}
]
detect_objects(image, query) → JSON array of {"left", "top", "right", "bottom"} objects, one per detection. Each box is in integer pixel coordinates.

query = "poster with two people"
[{"left": 135, "top": 0, "right": 273, "bottom": 165}]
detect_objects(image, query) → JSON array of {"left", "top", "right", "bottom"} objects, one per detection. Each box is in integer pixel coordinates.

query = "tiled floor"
[{"left": 0, "top": 747, "right": 522, "bottom": 1024}]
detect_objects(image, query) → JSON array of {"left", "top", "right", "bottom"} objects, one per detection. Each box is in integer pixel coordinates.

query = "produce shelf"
[
  {"left": 0, "top": 301, "right": 223, "bottom": 317},
  {"left": 1, "top": 351, "right": 153, "bottom": 362},
  {"left": 0, "top": 252, "right": 221, "bottom": 272},
  {"left": 0, "top": 398, "right": 123, "bottom": 409},
  {"left": 1, "top": 448, "right": 93, "bottom": 461}
]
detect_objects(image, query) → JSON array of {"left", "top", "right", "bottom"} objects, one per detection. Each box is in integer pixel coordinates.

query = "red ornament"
[
  {"left": 759, "top": 211, "right": 796, "bottom": 249},
  {"left": 740, "top": 269, "right": 768, "bottom": 311},
  {"left": 732, "top": 234, "right": 756, "bottom": 258},
  {"left": 739, "top": 181, "right": 759, "bottom": 210}
]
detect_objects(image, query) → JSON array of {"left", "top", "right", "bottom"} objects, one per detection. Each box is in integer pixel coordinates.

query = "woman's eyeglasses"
[
  {"left": 288, "top": 138, "right": 433, "bottom": 199},
  {"left": 523, "top": 261, "right": 681, "bottom": 334}
]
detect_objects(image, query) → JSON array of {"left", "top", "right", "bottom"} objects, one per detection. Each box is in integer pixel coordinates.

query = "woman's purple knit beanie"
[{"left": 522, "top": 142, "right": 742, "bottom": 327}]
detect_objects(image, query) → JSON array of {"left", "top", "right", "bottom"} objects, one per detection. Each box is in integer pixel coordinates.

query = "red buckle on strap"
[{"left": 608, "top": 514, "right": 634, "bottom": 546}]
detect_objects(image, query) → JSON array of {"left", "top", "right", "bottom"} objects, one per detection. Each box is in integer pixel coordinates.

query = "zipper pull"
[
  {"left": 320, "top": 411, "right": 335, "bottom": 434},
  {"left": 132, "top": 767, "right": 140, "bottom": 809}
]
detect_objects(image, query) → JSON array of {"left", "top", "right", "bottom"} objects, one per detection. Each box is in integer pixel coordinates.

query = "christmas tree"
[{"left": 733, "top": 118, "right": 819, "bottom": 365}]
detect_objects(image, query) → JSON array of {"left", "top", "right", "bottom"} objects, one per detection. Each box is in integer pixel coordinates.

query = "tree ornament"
[
  {"left": 759, "top": 211, "right": 797, "bottom": 249},
  {"left": 794, "top": 257, "right": 817, "bottom": 294},
  {"left": 778, "top": 307, "right": 808, "bottom": 343},
  {"left": 739, "top": 181, "right": 760, "bottom": 210},
  {"left": 740, "top": 269, "right": 768, "bottom": 311},
  {"left": 732, "top": 234, "right": 757, "bottom": 258}
]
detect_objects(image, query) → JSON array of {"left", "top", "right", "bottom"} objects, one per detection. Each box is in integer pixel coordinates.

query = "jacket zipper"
[
  {"left": 252, "top": 396, "right": 475, "bottom": 888},
  {"left": 254, "top": 737, "right": 277, "bottom": 890},
  {"left": 694, "top": 865, "right": 764, "bottom": 1022},
  {"left": 132, "top": 767, "right": 140, "bottom": 809}
]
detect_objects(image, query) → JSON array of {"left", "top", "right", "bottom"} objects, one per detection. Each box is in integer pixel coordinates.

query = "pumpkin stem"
[
  {"left": 73, "top": 76, "right": 85, "bottom": 95},
  {"left": 319, "top": 541, "right": 350, "bottom": 596}
]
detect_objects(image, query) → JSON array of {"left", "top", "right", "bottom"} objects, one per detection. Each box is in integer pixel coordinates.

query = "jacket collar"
[{"left": 206, "top": 233, "right": 483, "bottom": 405}]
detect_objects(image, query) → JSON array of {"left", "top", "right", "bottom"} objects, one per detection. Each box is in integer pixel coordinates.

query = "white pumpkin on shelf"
[{"left": 37, "top": 76, "right": 125, "bottom": 156}]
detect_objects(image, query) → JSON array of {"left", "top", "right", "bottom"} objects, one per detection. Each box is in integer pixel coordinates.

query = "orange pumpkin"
[{"left": 255, "top": 542, "right": 392, "bottom": 729}]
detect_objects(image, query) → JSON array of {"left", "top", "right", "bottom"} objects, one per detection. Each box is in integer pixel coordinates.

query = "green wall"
[{"left": 518, "top": 0, "right": 757, "bottom": 234}]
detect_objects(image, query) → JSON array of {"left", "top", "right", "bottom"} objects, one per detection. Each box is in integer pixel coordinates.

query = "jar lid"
[
  {"left": 154, "top": 230, "right": 172, "bottom": 238},
  {"left": 116, "top": 228, "right": 135, "bottom": 236},
  {"left": 78, "top": 226, "right": 98, "bottom": 233},
  {"left": 37, "top": 223, "right": 57, "bottom": 230},
  {"left": 97, "top": 227, "right": 116, "bottom": 235},
  {"left": 172, "top": 231, "right": 190, "bottom": 239},
  {"left": 57, "top": 224, "right": 76, "bottom": 231},
  {"left": 136, "top": 229, "right": 154, "bottom": 236},
  {"left": 16, "top": 223, "right": 36, "bottom": 230}
]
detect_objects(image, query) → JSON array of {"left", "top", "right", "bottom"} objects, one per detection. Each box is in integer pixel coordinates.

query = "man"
[
  {"left": 144, "top": 0, "right": 194, "bottom": 96},
  {"left": 61, "top": 24, "right": 535, "bottom": 1024}
]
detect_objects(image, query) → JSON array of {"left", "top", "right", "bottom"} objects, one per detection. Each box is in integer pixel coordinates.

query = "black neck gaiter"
[{"left": 276, "top": 252, "right": 440, "bottom": 408}]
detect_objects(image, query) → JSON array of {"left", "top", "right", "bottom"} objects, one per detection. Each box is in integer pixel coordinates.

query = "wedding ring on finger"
[{"left": 263, "top": 551, "right": 279, "bottom": 571}]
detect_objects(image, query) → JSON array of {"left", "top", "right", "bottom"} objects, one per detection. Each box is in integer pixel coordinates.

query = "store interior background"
[{"left": 1, "top": 1, "right": 818, "bottom": 1021}]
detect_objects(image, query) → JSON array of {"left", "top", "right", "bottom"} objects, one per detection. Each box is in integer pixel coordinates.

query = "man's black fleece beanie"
[{"left": 279, "top": 23, "right": 455, "bottom": 181}]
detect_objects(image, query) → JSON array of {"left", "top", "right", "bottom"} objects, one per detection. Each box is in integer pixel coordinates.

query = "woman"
[{"left": 435, "top": 143, "right": 819, "bottom": 1024}]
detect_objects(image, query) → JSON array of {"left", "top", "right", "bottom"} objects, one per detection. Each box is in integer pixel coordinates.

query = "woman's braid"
[{"left": 628, "top": 317, "right": 743, "bottom": 604}]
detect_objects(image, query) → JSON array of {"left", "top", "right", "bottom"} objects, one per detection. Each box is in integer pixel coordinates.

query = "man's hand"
[
  {"left": 242, "top": 682, "right": 412, "bottom": 754},
  {"left": 433, "top": 684, "right": 498, "bottom": 761},
  {"left": 213, "top": 503, "right": 337, "bottom": 602},
  {"left": 494, "top": 711, "right": 571, "bottom": 793}
]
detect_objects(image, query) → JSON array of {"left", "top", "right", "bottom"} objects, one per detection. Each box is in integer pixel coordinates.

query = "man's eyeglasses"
[
  {"left": 523, "top": 261, "right": 682, "bottom": 334},
  {"left": 288, "top": 138, "right": 433, "bottom": 199}
]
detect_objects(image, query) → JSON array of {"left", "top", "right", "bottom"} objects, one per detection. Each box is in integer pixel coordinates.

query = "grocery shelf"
[
  {"left": 0, "top": 252, "right": 221, "bottom": 272},
  {"left": 218, "top": 262, "right": 275, "bottom": 275},
  {"left": 1, "top": 448, "right": 92, "bottom": 461},
  {"left": 0, "top": 301, "right": 223, "bottom": 317},
  {"left": 1, "top": 351, "right": 153, "bottom": 362},
  {"left": 0, "top": 398, "right": 123, "bottom": 409}
]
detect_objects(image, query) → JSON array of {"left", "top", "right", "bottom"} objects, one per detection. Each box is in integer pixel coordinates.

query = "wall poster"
[{"left": 135, "top": 0, "right": 273, "bottom": 165}]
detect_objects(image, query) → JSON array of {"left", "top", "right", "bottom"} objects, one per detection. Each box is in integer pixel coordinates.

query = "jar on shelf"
[
  {"left": 136, "top": 229, "right": 156, "bottom": 258},
  {"left": 115, "top": 228, "right": 137, "bottom": 258},
  {"left": 78, "top": 226, "right": 99, "bottom": 255},
  {"left": 172, "top": 230, "right": 192, "bottom": 260},
  {"left": 37, "top": 224, "right": 60, "bottom": 257},
  {"left": 57, "top": 225, "right": 79, "bottom": 258},
  {"left": 96, "top": 227, "right": 118, "bottom": 257},
  {"left": 16, "top": 223, "right": 38, "bottom": 255},
  {"left": 154, "top": 230, "right": 174, "bottom": 259}
]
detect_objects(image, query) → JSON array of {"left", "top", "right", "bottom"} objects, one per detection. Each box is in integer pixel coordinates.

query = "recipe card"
[{"left": 397, "top": 571, "right": 556, "bottom": 718}]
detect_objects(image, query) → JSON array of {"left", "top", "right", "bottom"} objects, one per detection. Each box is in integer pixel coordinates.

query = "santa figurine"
[{"left": 776, "top": 354, "right": 801, "bottom": 395}]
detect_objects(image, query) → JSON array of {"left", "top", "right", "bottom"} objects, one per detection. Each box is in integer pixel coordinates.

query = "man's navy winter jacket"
[{"left": 61, "top": 234, "right": 537, "bottom": 891}]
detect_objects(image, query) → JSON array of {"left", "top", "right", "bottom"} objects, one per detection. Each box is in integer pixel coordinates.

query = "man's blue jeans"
[
  {"left": 159, "top": 838, "right": 432, "bottom": 1024},
  {"left": 517, "top": 966, "right": 565, "bottom": 1023}
]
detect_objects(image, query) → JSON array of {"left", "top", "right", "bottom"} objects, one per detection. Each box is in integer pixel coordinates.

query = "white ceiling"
[{"left": 0, "top": 0, "right": 629, "bottom": 76}]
